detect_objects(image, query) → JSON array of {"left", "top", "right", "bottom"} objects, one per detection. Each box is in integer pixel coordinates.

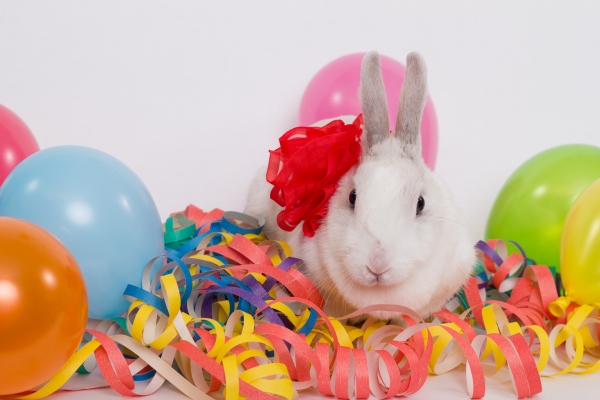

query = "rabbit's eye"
[
  {"left": 416, "top": 196, "right": 425, "bottom": 215},
  {"left": 349, "top": 189, "right": 357, "bottom": 207}
]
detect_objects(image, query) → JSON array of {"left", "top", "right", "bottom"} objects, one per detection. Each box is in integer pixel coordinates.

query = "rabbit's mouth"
[
  {"left": 358, "top": 261, "right": 418, "bottom": 288},
  {"left": 364, "top": 266, "right": 394, "bottom": 286},
  {"left": 351, "top": 269, "right": 403, "bottom": 289}
]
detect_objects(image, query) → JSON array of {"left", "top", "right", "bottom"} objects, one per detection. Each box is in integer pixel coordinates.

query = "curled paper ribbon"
[{"left": 8, "top": 211, "right": 600, "bottom": 399}]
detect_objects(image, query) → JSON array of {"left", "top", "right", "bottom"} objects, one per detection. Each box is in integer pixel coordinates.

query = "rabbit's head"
[{"left": 305, "top": 52, "right": 475, "bottom": 320}]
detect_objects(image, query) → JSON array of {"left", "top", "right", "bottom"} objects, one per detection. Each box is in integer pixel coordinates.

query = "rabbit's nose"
[{"left": 367, "top": 253, "right": 390, "bottom": 275}]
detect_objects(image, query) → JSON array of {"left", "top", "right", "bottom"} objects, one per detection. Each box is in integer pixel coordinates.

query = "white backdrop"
[{"left": 1, "top": 1, "right": 599, "bottom": 241}]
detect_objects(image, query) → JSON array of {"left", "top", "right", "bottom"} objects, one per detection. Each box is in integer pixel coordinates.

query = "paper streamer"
[{"left": 6, "top": 207, "right": 600, "bottom": 399}]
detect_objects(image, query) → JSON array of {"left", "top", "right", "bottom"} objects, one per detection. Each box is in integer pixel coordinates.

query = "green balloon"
[{"left": 485, "top": 144, "right": 600, "bottom": 273}]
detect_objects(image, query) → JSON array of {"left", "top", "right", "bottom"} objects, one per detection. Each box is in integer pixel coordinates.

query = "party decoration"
[
  {"left": 298, "top": 53, "right": 438, "bottom": 170},
  {"left": 550, "top": 178, "right": 600, "bottom": 316},
  {"left": 486, "top": 144, "right": 600, "bottom": 272},
  {"left": 0, "top": 146, "right": 163, "bottom": 319},
  {"left": 13, "top": 206, "right": 600, "bottom": 400},
  {"left": 0, "top": 104, "right": 40, "bottom": 186},
  {"left": 0, "top": 217, "right": 87, "bottom": 396},
  {"left": 267, "top": 115, "right": 363, "bottom": 237}
]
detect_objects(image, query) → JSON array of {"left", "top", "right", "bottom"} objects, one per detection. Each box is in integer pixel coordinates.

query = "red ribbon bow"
[{"left": 267, "top": 115, "right": 364, "bottom": 237}]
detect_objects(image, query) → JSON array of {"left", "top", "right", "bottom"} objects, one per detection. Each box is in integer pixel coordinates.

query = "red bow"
[{"left": 267, "top": 115, "right": 364, "bottom": 237}]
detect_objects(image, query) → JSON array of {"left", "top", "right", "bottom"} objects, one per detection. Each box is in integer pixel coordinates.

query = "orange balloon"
[{"left": 0, "top": 217, "right": 88, "bottom": 395}]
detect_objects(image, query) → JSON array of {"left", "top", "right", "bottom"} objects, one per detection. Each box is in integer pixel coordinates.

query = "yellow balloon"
[{"left": 560, "top": 177, "right": 600, "bottom": 306}]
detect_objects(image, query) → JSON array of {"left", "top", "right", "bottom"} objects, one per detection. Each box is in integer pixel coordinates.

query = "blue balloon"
[{"left": 0, "top": 146, "right": 163, "bottom": 319}]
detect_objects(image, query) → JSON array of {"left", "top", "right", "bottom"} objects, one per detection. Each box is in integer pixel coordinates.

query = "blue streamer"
[
  {"left": 123, "top": 285, "right": 169, "bottom": 315},
  {"left": 297, "top": 307, "right": 317, "bottom": 336}
]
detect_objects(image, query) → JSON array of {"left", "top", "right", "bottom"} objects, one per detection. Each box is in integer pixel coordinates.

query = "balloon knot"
[{"left": 549, "top": 296, "right": 572, "bottom": 318}]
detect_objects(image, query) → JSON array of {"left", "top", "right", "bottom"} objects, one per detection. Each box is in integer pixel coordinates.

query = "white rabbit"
[{"left": 245, "top": 51, "right": 475, "bottom": 321}]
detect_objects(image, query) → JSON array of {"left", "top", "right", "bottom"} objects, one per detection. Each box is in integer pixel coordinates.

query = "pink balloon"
[
  {"left": 0, "top": 104, "right": 40, "bottom": 186},
  {"left": 299, "top": 53, "right": 438, "bottom": 170}
]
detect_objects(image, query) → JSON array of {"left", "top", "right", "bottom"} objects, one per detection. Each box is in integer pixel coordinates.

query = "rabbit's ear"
[
  {"left": 360, "top": 51, "right": 390, "bottom": 149},
  {"left": 394, "top": 52, "right": 427, "bottom": 159}
]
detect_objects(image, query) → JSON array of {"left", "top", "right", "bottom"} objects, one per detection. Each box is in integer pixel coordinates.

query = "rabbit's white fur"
[{"left": 245, "top": 52, "right": 474, "bottom": 320}]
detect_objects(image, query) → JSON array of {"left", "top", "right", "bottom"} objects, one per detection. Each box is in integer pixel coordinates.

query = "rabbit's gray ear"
[
  {"left": 360, "top": 51, "right": 390, "bottom": 149},
  {"left": 394, "top": 52, "right": 427, "bottom": 159}
]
